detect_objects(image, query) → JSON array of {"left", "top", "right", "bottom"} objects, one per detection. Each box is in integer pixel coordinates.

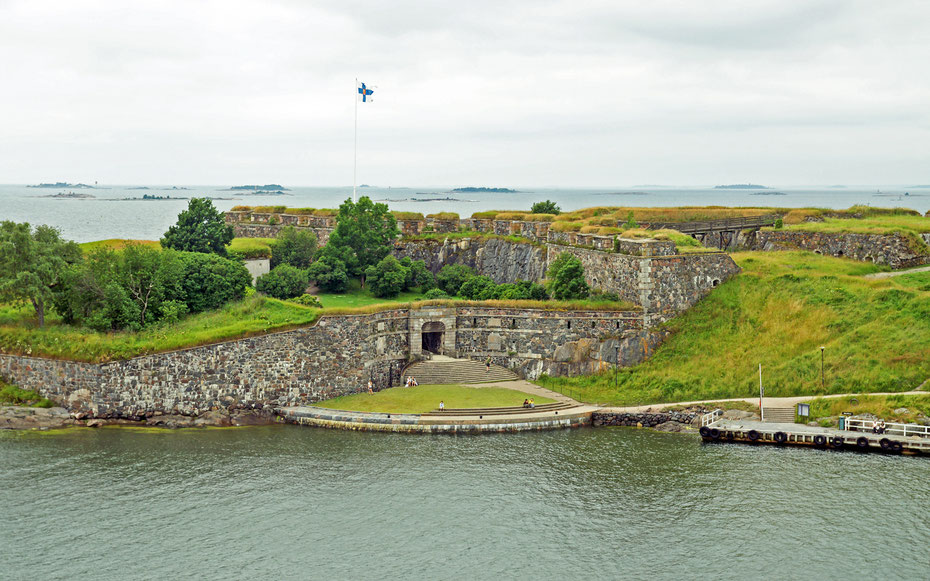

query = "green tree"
[
  {"left": 0, "top": 221, "right": 81, "bottom": 327},
  {"left": 178, "top": 252, "right": 252, "bottom": 313},
  {"left": 306, "top": 255, "right": 349, "bottom": 293},
  {"left": 119, "top": 244, "right": 184, "bottom": 327},
  {"left": 270, "top": 226, "right": 317, "bottom": 269},
  {"left": 365, "top": 256, "right": 408, "bottom": 298},
  {"left": 458, "top": 275, "right": 496, "bottom": 299},
  {"left": 531, "top": 200, "right": 561, "bottom": 215},
  {"left": 547, "top": 253, "right": 589, "bottom": 300},
  {"left": 323, "top": 196, "right": 399, "bottom": 286},
  {"left": 436, "top": 264, "right": 475, "bottom": 295},
  {"left": 399, "top": 257, "right": 435, "bottom": 290},
  {"left": 624, "top": 211, "right": 638, "bottom": 229},
  {"left": 161, "top": 198, "right": 234, "bottom": 256},
  {"left": 256, "top": 265, "right": 309, "bottom": 299}
]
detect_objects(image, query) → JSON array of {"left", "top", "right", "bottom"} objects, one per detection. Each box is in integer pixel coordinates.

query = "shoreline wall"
[{"left": 0, "top": 306, "right": 653, "bottom": 419}]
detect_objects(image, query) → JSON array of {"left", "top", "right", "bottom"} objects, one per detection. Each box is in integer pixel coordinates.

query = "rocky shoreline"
[
  {"left": 593, "top": 407, "right": 760, "bottom": 433},
  {"left": 0, "top": 406, "right": 277, "bottom": 431}
]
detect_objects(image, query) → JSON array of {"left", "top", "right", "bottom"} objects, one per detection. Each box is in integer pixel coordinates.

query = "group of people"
[
  {"left": 872, "top": 419, "right": 887, "bottom": 434},
  {"left": 404, "top": 376, "right": 419, "bottom": 387},
  {"left": 522, "top": 398, "right": 535, "bottom": 409}
]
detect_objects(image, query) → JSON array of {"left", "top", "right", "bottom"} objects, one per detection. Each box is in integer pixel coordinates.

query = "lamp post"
[{"left": 820, "top": 346, "right": 825, "bottom": 390}]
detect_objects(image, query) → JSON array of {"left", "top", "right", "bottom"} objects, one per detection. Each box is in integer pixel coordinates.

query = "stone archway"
[{"left": 422, "top": 321, "right": 445, "bottom": 354}]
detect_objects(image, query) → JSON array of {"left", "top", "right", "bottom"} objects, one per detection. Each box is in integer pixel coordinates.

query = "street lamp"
[{"left": 820, "top": 346, "right": 825, "bottom": 390}]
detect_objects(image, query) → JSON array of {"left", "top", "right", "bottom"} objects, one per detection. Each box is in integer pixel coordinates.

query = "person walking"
[
  {"left": 367, "top": 380, "right": 374, "bottom": 395},
  {"left": 485, "top": 356, "right": 492, "bottom": 373}
]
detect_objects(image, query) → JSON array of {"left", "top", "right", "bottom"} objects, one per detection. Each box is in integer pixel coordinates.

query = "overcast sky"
[{"left": 1, "top": 0, "right": 928, "bottom": 187}]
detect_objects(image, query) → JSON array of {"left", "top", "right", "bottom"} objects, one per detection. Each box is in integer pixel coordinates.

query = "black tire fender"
[
  {"left": 891, "top": 441, "right": 903, "bottom": 453},
  {"left": 856, "top": 436, "right": 869, "bottom": 449},
  {"left": 774, "top": 431, "right": 788, "bottom": 444},
  {"left": 831, "top": 436, "right": 844, "bottom": 448},
  {"left": 709, "top": 428, "right": 721, "bottom": 439},
  {"left": 813, "top": 435, "right": 827, "bottom": 446},
  {"left": 747, "top": 430, "right": 760, "bottom": 441},
  {"left": 699, "top": 426, "right": 711, "bottom": 438},
  {"left": 880, "top": 438, "right": 892, "bottom": 450}
]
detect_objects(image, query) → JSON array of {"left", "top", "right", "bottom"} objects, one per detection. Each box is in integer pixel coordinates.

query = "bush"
[
  {"left": 306, "top": 255, "right": 349, "bottom": 293},
  {"left": 458, "top": 275, "right": 496, "bottom": 300},
  {"left": 288, "top": 294, "right": 323, "bottom": 308},
  {"left": 531, "top": 200, "right": 561, "bottom": 215},
  {"left": 401, "top": 258, "right": 435, "bottom": 290},
  {"left": 160, "top": 198, "right": 234, "bottom": 256},
  {"left": 257, "top": 265, "right": 309, "bottom": 300},
  {"left": 774, "top": 218, "right": 784, "bottom": 229},
  {"left": 365, "top": 256, "right": 407, "bottom": 298},
  {"left": 547, "top": 253, "right": 589, "bottom": 300},
  {"left": 437, "top": 264, "right": 475, "bottom": 295},
  {"left": 158, "top": 300, "right": 188, "bottom": 325},
  {"left": 270, "top": 226, "right": 317, "bottom": 268},
  {"left": 179, "top": 252, "right": 253, "bottom": 312},
  {"left": 424, "top": 288, "right": 449, "bottom": 299}
]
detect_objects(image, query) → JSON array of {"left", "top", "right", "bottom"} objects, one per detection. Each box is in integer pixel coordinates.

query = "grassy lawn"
[
  {"left": 316, "top": 280, "right": 432, "bottom": 308},
  {"left": 0, "top": 295, "right": 321, "bottom": 362},
  {"left": 79, "top": 239, "right": 161, "bottom": 252},
  {"left": 538, "top": 251, "right": 930, "bottom": 406},
  {"left": 314, "top": 384, "right": 554, "bottom": 414},
  {"left": 227, "top": 237, "right": 274, "bottom": 259},
  {"left": 775, "top": 215, "right": 930, "bottom": 253},
  {"left": 802, "top": 394, "right": 930, "bottom": 424}
]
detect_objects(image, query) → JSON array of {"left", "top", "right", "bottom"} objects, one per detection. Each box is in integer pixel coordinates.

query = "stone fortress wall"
[{"left": 1, "top": 306, "right": 654, "bottom": 419}]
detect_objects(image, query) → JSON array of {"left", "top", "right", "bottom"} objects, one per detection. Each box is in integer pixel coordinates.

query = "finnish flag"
[{"left": 357, "top": 82, "right": 374, "bottom": 102}]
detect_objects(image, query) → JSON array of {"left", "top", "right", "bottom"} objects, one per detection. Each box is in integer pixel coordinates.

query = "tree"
[
  {"left": 270, "top": 226, "right": 317, "bottom": 269},
  {"left": 323, "top": 196, "right": 399, "bottom": 286},
  {"left": 365, "top": 256, "right": 408, "bottom": 298},
  {"left": 178, "top": 252, "right": 252, "bottom": 313},
  {"left": 119, "top": 244, "right": 184, "bottom": 327},
  {"left": 0, "top": 221, "right": 82, "bottom": 327},
  {"left": 306, "top": 255, "right": 349, "bottom": 293},
  {"left": 256, "top": 265, "right": 309, "bottom": 299},
  {"left": 399, "top": 257, "right": 435, "bottom": 291},
  {"left": 161, "top": 198, "right": 234, "bottom": 256},
  {"left": 436, "top": 264, "right": 475, "bottom": 295},
  {"left": 624, "top": 211, "right": 638, "bottom": 230},
  {"left": 547, "top": 253, "right": 589, "bottom": 300},
  {"left": 531, "top": 200, "right": 561, "bottom": 215},
  {"left": 458, "top": 275, "right": 496, "bottom": 300}
]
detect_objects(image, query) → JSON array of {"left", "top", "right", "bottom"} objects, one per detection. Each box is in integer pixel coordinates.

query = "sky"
[{"left": 1, "top": 0, "right": 928, "bottom": 187}]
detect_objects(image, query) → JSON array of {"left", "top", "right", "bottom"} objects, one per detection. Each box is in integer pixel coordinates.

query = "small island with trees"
[
  {"left": 226, "top": 184, "right": 290, "bottom": 191},
  {"left": 28, "top": 182, "right": 97, "bottom": 189},
  {"left": 714, "top": 183, "right": 769, "bottom": 189},
  {"left": 450, "top": 187, "right": 518, "bottom": 193}
]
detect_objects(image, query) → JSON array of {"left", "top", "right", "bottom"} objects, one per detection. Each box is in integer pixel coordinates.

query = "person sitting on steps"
[{"left": 522, "top": 399, "right": 529, "bottom": 408}]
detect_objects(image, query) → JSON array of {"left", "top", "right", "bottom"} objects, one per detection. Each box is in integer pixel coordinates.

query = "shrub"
[
  {"left": 424, "top": 288, "right": 449, "bottom": 299},
  {"left": 270, "top": 226, "right": 317, "bottom": 268},
  {"left": 458, "top": 275, "right": 496, "bottom": 300},
  {"left": 179, "top": 252, "right": 252, "bottom": 312},
  {"left": 288, "top": 294, "right": 323, "bottom": 308},
  {"left": 531, "top": 200, "right": 561, "bottom": 215},
  {"left": 624, "top": 211, "right": 638, "bottom": 229},
  {"left": 400, "top": 257, "right": 436, "bottom": 290},
  {"left": 158, "top": 300, "right": 188, "bottom": 325},
  {"left": 774, "top": 218, "right": 784, "bottom": 229},
  {"left": 547, "top": 253, "right": 589, "bottom": 300},
  {"left": 256, "top": 264, "right": 309, "bottom": 299},
  {"left": 365, "top": 256, "right": 408, "bottom": 298},
  {"left": 437, "top": 264, "right": 476, "bottom": 295},
  {"left": 306, "top": 255, "right": 349, "bottom": 293}
]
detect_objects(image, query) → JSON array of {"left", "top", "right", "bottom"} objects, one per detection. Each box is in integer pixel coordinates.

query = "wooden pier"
[{"left": 699, "top": 412, "right": 930, "bottom": 456}]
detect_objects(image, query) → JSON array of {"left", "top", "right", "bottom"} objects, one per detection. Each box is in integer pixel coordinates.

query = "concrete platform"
[
  {"left": 702, "top": 419, "right": 930, "bottom": 455},
  {"left": 276, "top": 405, "right": 595, "bottom": 434}
]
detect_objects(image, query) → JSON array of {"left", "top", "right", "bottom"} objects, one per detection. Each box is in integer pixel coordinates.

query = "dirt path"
[
  {"left": 597, "top": 389, "right": 927, "bottom": 413},
  {"left": 864, "top": 265, "right": 930, "bottom": 279}
]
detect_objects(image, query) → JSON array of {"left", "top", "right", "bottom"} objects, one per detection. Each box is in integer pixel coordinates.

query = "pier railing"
[
  {"left": 701, "top": 409, "right": 724, "bottom": 427},
  {"left": 844, "top": 418, "right": 930, "bottom": 438}
]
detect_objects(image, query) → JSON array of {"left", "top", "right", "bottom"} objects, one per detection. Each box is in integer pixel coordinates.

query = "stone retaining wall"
[
  {"left": 592, "top": 410, "right": 704, "bottom": 431},
  {"left": 392, "top": 237, "right": 547, "bottom": 283},
  {"left": 749, "top": 231, "right": 930, "bottom": 268}
]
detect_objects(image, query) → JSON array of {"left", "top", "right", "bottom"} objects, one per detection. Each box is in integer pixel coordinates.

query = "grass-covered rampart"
[{"left": 539, "top": 251, "right": 930, "bottom": 406}]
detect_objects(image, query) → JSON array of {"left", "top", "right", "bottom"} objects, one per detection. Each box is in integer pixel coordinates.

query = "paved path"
[
  {"left": 864, "top": 265, "right": 930, "bottom": 279},
  {"left": 597, "top": 389, "right": 927, "bottom": 414},
  {"left": 463, "top": 379, "right": 580, "bottom": 405}
]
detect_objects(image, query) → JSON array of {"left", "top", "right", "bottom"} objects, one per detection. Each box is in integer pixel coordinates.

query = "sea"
[{"left": 1, "top": 183, "right": 928, "bottom": 243}]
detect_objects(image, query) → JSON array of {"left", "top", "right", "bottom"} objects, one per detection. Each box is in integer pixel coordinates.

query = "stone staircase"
[
  {"left": 402, "top": 355, "right": 519, "bottom": 385},
  {"left": 763, "top": 405, "right": 796, "bottom": 423}
]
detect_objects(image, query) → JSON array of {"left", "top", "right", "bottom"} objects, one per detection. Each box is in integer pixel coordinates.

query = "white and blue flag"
[{"left": 357, "top": 81, "right": 374, "bottom": 102}]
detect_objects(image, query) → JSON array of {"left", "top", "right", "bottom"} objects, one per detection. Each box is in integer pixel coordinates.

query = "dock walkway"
[{"left": 702, "top": 418, "right": 930, "bottom": 455}]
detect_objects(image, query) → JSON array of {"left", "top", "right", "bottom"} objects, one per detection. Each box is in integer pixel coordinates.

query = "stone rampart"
[
  {"left": 392, "top": 237, "right": 547, "bottom": 283},
  {"left": 751, "top": 231, "right": 930, "bottom": 268}
]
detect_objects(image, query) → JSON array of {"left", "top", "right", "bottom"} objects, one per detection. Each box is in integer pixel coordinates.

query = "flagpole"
[{"left": 353, "top": 77, "right": 358, "bottom": 204}]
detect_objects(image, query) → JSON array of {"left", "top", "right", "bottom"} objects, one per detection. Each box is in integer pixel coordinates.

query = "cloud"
[{"left": 0, "top": 0, "right": 927, "bottom": 185}]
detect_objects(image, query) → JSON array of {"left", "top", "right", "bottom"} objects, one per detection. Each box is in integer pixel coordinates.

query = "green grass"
[
  {"left": 79, "top": 239, "right": 161, "bottom": 252},
  {"left": 538, "top": 251, "right": 930, "bottom": 406},
  {"left": 316, "top": 280, "right": 432, "bottom": 308},
  {"left": 315, "top": 384, "right": 554, "bottom": 414},
  {"left": 0, "top": 381, "right": 54, "bottom": 407},
  {"left": 227, "top": 237, "right": 274, "bottom": 259},
  {"left": 776, "top": 215, "right": 930, "bottom": 253},
  {"left": 0, "top": 295, "right": 321, "bottom": 362},
  {"left": 802, "top": 394, "right": 930, "bottom": 424}
]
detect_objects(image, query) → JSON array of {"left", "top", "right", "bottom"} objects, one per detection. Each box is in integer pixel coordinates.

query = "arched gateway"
[
  {"left": 421, "top": 321, "right": 445, "bottom": 354},
  {"left": 408, "top": 308, "right": 456, "bottom": 359}
]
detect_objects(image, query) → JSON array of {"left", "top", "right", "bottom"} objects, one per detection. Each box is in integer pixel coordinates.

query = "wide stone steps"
[
  {"left": 763, "top": 407, "right": 796, "bottom": 423},
  {"left": 402, "top": 359, "right": 519, "bottom": 385}
]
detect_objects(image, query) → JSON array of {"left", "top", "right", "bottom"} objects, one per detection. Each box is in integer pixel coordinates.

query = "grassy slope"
[
  {"left": 79, "top": 239, "right": 162, "bottom": 252},
  {"left": 539, "top": 251, "right": 930, "bottom": 406},
  {"left": 779, "top": 215, "right": 930, "bottom": 236},
  {"left": 315, "top": 384, "right": 554, "bottom": 414},
  {"left": 227, "top": 237, "right": 274, "bottom": 259},
  {"left": 804, "top": 394, "right": 930, "bottom": 424}
]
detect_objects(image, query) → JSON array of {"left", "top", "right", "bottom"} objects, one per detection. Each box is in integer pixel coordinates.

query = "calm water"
[
  {"left": 1, "top": 426, "right": 927, "bottom": 580},
  {"left": 1, "top": 183, "right": 928, "bottom": 243}
]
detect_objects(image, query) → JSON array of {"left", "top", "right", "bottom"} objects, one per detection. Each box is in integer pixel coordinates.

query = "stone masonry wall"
[
  {"left": 392, "top": 237, "right": 547, "bottom": 283},
  {"left": 751, "top": 231, "right": 930, "bottom": 268}
]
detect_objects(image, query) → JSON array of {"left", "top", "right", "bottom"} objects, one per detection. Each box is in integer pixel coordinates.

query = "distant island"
[
  {"left": 714, "top": 184, "right": 769, "bottom": 190},
  {"left": 128, "top": 186, "right": 191, "bottom": 191},
  {"left": 242, "top": 190, "right": 292, "bottom": 196},
  {"left": 226, "top": 184, "right": 289, "bottom": 191},
  {"left": 38, "top": 192, "right": 95, "bottom": 199},
  {"left": 28, "top": 182, "right": 97, "bottom": 189},
  {"left": 450, "top": 187, "right": 518, "bottom": 193},
  {"left": 118, "top": 194, "right": 188, "bottom": 201}
]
